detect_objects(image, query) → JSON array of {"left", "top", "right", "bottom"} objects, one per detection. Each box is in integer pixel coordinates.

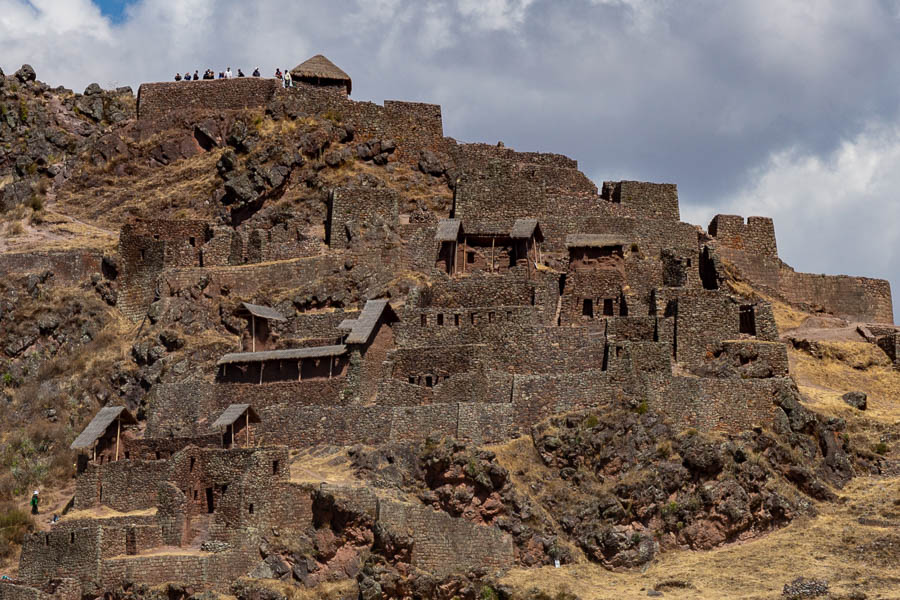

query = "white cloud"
[
  {"left": 457, "top": 0, "right": 534, "bottom": 31},
  {"left": 0, "top": 0, "right": 898, "bottom": 316},
  {"left": 687, "top": 121, "right": 899, "bottom": 318}
]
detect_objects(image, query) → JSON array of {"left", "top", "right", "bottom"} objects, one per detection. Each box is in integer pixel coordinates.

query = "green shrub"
[
  {"left": 0, "top": 504, "right": 34, "bottom": 558},
  {"left": 635, "top": 400, "right": 648, "bottom": 415},
  {"left": 874, "top": 442, "right": 889, "bottom": 455},
  {"left": 480, "top": 585, "right": 499, "bottom": 600},
  {"left": 582, "top": 414, "right": 599, "bottom": 429}
]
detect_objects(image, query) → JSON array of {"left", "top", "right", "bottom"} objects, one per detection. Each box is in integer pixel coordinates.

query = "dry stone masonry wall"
[{"left": 17, "top": 59, "right": 897, "bottom": 599}]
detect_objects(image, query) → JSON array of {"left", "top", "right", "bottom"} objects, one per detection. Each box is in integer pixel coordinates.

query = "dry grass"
[
  {"left": 501, "top": 476, "right": 900, "bottom": 600},
  {"left": 289, "top": 447, "right": 358, "bottom": 485},
  {"left": 56, "top": 149, "right": 224, "bottom": 229},
  {"left": 235, "top": 578, "right": 355, "bottom": 600},
  {"left": 789, "top": 344, "right": 900, "bottom": 423},
  {"left": 60, "top": 506, "right": 156, "bottom": 523}
]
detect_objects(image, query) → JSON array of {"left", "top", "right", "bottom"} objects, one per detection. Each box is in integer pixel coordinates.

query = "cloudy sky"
[{"left": 2, "top": 0, "right": 898, "bottom": 320}]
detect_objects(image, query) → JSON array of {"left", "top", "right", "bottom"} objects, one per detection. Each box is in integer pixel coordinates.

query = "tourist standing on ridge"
[
  {"left": 275, "top": 68, "right": 282, "bottom": 84},
  {"left": 30, "top": 491, "right": 39, "bottom": 515},
  {"left": 174, "top": 73, "right": 182, "bottom": 81},
  {"left": 225, "top": 67, "right": 233, "bottom": 78},
  {"left": 284, "top": 69, "right": 293, "bottom": 87},
  {"left": 252, "top": 67, "right": 260, "bottom": 77},
  {"left": 193, "top": 70, "right": 199, "bottom": 80}
]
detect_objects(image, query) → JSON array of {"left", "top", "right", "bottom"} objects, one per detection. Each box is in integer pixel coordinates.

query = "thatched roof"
[
  {"left": 565, "top": 234, "right": 629, "bottom": 248},
  {"left": 71, "top": 407, "right": 137, "bottom": 450},
  {"left": 510, "top": 219, "right": 542, "bottom": 241},
  {"left": 238, "top": 302, "right": 286, "bottom": 322},
  {"left": 291, "top": 55, "right": 352, "bottom": 94},
  {"left": 211, "top": 404, "right": 261, "bottom": 428},
  {"left": 435, "top": 219, "right": 463, "bottom": 242},
  {"left": 217, "top": 345, "right": 347, "bottom": 366},
  {"left": 344, "top": 300, "right": 398, "bottom": 345}
]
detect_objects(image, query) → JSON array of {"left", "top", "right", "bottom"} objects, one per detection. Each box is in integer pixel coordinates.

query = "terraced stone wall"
[
  {"left": 0, "top": 250, "right": 103, "bottom": 284},
  {"left": 377, "top": 501, "right": 513, "bottom": 576},
  {"left": 136, "top": 79, "right": 280, "bottom": 120}
]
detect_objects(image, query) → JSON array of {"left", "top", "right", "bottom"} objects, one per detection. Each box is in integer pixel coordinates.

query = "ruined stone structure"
[{"left": 14, "top": 55, "right": 896, "bottom": 597}]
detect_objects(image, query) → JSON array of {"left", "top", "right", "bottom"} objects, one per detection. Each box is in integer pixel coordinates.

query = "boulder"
[
  {"left": 15, "top": 64, "right": 36, "bottom": 83},
  {"left": 841, "top": 391, "right": 867, "bottom": 411},
  {"left": 83, "top": 83, "right": 103, "bottom": 96},
  {"left": 418, "top": 149, "right": 448, "bottom": 176}
]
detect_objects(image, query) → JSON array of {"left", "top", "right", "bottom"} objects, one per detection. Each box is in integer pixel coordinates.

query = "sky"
[{"left": 1, "top": 0, "right": 898, "bottom": 321}]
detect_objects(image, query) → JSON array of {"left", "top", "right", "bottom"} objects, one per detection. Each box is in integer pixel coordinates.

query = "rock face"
[{"left": 15, "top": 64, "right": 36, "bottom": 83}]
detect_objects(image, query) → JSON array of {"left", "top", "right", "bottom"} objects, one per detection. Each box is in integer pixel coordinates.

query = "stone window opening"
[
  {"left": 739, "top": 305, "right": 756, "bottom": 336},
  {"left": 189, "top": 237, "right": 196, "bottom": 247},
  {"left": 248, "top": 504, "right": 254, "bottom": 514},
  {"left": 582, "top": 299, "right": 594, "bottom": 318},
  {"left": 193, "top": 490, "right": 198, "bottom": 501},
  {"left": 467, "top": 252, "right": 475, "bottom": 264},
  {"left": 437, "top": 313, "right": 444, "bottom": 326},
  {"left": 45, "top": 535, "right": 49, "bottom": 546},
  {"left": 155, "top": 451, "right": 161, "bottom": 460},
  {"left": 70, "top": 532, "right": 75, "bottom": 544},
  {"left": 124, "top": 451, "right": 130, "bottom": 460},
  {"left": 139, "top": 249, "right": 145, "bottom": 261},
  {"left": 488, "top": 311, "right": 495, "bottom": 323},
  {"left": 421, "top": 314, "right": 427, "bottom": 327},
  {"left": 507, "top": 311, "right": 512, "bottom": 320},
  {"left": 425, "top": 375, "right": 434, "bottom": 388},
  {"left": 272, "top": 460, "right": 280, "bottom": 475},
  {"left": 603, "top": 299, "right": 614, "bottom": 316},
  {"left": 206, "top": 488, "right": 214, "bottom": 513},
  {"left": 408, "top": 376, "right": 416, "bottom": 385},
  {"left": 454, "top": 314, "right": 460, "bottom": 327},
  {"left": 190, "top": 456, "right": 195, "bottom": 472},
  {"left": 471, "top": 312, "right": 477, "bottom": 325}
]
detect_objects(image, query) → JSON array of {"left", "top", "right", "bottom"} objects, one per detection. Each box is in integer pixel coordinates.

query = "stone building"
[{"left": 17, "top": 56, "right": 898, "bottom": 598}]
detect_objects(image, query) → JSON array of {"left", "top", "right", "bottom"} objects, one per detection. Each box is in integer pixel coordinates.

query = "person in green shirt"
[{"left": 30, "top": 491, "right": 39, "bottom": 515}]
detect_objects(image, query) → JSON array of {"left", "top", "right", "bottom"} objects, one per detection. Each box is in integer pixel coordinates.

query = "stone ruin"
[{"left": 3, "top": 54, "right": 896, "bottom": 599}]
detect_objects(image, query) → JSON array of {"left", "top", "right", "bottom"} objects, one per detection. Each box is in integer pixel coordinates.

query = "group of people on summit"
[{"left": 174, "top": 67, "right": 296, "bottom": 87}]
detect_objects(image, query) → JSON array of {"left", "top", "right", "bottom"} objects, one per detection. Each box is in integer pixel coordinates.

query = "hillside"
[{"left": 0, "top": 59, "right": 897, "bottom": 600}]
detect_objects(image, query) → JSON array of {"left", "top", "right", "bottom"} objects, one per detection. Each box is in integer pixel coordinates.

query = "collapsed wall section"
[{"left": 709, "top": 214, "right": 894, "bottom": 324}]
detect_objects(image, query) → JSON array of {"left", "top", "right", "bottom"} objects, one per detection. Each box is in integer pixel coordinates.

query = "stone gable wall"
[{"left": 74, "top": 460, "right": 169, "bottom": 511}]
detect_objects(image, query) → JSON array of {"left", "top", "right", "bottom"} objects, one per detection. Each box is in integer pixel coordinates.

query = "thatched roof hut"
[{"left": 291, "top": 54, "right": 352, "bottom": 95}]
